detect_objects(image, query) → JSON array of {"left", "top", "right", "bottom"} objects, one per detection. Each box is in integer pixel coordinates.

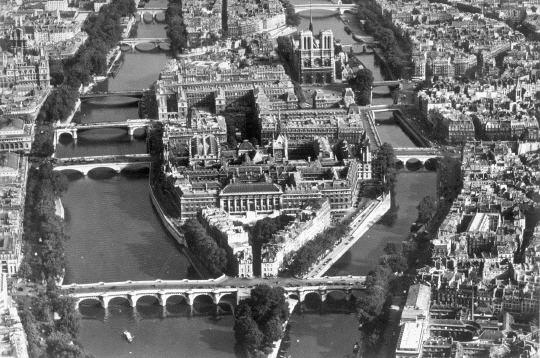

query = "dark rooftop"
[{"left": 221, "top": 183, "right": 281, "bottom": 195}]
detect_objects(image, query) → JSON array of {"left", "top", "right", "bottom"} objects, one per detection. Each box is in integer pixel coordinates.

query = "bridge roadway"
[
  {"left": 53, "top": 154, "right": 152, "bottom": 176},
  {"left": 394, "top": 147, "right": 441, "bottom": 164},
  {"left": 54, "top": 119, "right": 151, "bottom": 145},
  {"left": 80, "top": 90, "right": 147, "bottom": 99},
  {"left": 373, "top": 80, "right": 402, "bottom": 87},
  {"left": 63, "top": 275, "right": 367, "bottom": 310},
  {"left": 119, "top": 37, "right": 170, "bottom": 50},
  {"left": 293, "top": 3, "right": 355, "bottom": 14}
]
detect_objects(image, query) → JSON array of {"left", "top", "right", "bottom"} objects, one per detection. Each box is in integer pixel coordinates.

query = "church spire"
[{"left": 309, "top": 0, "right": 313, "bottom": 32}]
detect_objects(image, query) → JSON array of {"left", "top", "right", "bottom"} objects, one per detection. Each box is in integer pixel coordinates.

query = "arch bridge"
[
  {"left": 293, "top": 2, "right": 355, "bottom": 15},
  {"left": 53, "top": 119, "right": 151, "bottom": 145},
  {"left": 136, "top": 7, "right": 167, "bottom": 21},
  {"left": 119, "top": 37, "right": 170, "bottom": 50},
  {"left": 53, "top": 154, "right": 152, "bottom": 176},
  {"left": 373, "top": 80, "right": 402, "bottom": 88},
  {"left": 394, "top": 148, "right": 442, "bottom": 167},
  {"left": 80, "top": 90, "right": 146, "bottom": 99},
  {"left": 63, "top": 275, "right": 366, "bottom": 312}
]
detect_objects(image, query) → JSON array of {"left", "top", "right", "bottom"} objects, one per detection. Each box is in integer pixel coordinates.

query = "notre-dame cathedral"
[{"left": 293, "top": 29, "right": 335, "bottom": 85}]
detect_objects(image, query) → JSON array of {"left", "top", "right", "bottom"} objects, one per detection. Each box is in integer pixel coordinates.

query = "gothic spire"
[{"left": 309, "top": 0, "right": 313, "bottom": 32}]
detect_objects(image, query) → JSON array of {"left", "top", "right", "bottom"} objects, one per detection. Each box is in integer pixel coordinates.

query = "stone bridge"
[
  {"left": 54, "top": 119, "right": 151, "bottom": 145},
  {"left": 293, "top": 2, "right": 355, "bottom": 15},
  {"left": 136, "top": 7, "right": 166, "bottom": 22},
  {"left": 373, "top": 80, "right": 402, "bottom": 87},
  {"left": 119, "top": 37, "right": 170, "bottom": 50},
  {"left": 62, "top": 275, "right": 367, "bottom": 311},
  {"left": 53, "top": 154, "right": 152, "bottom": 176},
  {"left": 394, "top": 147, "right": 442, "bottom": 165},
  {"left": 80, "top": 90, "right": 147, "bottom": 99}
]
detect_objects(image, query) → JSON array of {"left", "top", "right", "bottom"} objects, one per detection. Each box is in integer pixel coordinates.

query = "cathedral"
[{"left": 293, "top": 29, "right": 335, "bottom": 85}]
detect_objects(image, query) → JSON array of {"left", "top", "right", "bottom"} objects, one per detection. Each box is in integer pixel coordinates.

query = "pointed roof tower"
[{"left": 309, "top": 0, "right": 314, "bottom": 32}]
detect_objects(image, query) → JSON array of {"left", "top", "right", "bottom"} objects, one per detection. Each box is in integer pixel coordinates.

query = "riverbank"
[
  {"left": 355, "top": 0, "right": 413, "bottom": 79},
  {"left": 269, "top": 298, "right": 299, "bottom": 358},
  {"left": 149, "top": 183, "right": 212, "bottom": 278},
  {"left": 305, "top": 194, "right": 391, "bottom": 278}
]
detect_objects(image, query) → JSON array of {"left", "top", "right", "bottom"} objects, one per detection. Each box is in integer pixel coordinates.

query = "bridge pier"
[{"left": 54, "top": 128, "right": 77, "bottom": 146}]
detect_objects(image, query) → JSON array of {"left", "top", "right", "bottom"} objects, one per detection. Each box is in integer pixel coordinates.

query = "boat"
[
  {"left": 344, "top": 26, "right": 351, "bottom": 35},
  {"left": 123, "top": 331, "right": 134, "bottom": 343}
]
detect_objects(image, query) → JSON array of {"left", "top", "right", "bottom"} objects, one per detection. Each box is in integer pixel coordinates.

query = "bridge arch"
[
  {"left": 303, "top": 291, "right": 323, "bottom": 308},
  {"left": 134, "top": 294, "right": 162, "bottom": 307},
  {"left": 326, "top": 289, "right": 350, "bottom": 301},
  {"left": 129, "top": 126, "right": 147, "bottom": 138},
  {"left": 288, "top": 293, "right": 300, "bottom": 301},
  {"left": 77, "top": 297, "right": 103, "bottom": 310},
  {"left": 191, "top": 293, "right": 217, "bottom": 315},
  {"left": 217, "top": 293, "right": 236, "bottom": 314},
  {"left": 424, "top": 157, "right": 438, "bottom": 171},
  {"left": 87, "top": 166, "right": 121, "bottom": 177},
  {"left": 191, "top": 293, "right": 216, "bottom": 306},
  {"left": 164, "top": 293, "right": 189, "bottom": 306},
  {"left": 119, "top": 163, "right": 151, "bottom": 175},
  {"left": 106, "top": 296, "right": 133, "bottom": 308},
  {"left": 405, "top": 158, "right": 423, "bottom": 171},
  {"left": 57, "top": 130, "right": 76, "bottom": 143}
]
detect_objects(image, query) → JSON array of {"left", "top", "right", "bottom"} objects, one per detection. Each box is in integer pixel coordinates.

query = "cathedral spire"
[{"left": 309, "top": 0, "right": 313, "bottom": 32}]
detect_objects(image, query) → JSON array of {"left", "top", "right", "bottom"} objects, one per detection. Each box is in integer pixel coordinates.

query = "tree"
[
  {"left": 41, "top": 86, "right": 78, "bottom": 124},
  {"left": 349, "top": 68, "right": 374, "bottom": 105},
  {"left": 52, "top": 172, "right": 69, "bottom": 197},
  {"left": 234, "top": 312, "right": 264, "bottom": 352},
  {"left": 182, "top": 219, "right": 229, "bottom": 276},
  {"left": 166, "top": 1, "right": 188, "bottom": 54},
  {"left": 417, "top": 195, "right": 436, "bottom": 223},
  {"left": 49, "top": 60, "right": 65, "bottom": 86},
  {"left": 373, "top": 143, "right": 397, "bottom": 193},
  {"left": 233, "top": 285, "right": 289, "bottom": 354},
  {"left": 262, "top": 316, "right": 283, "bottom": 343},
  {"left": 46, "top": 332, "right": 84, "bottom": 358},
  {"left": 283, "top": 0, "right": 301, "bottom": 27}
]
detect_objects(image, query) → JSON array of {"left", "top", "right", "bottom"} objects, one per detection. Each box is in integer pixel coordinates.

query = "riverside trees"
[
  {"left": 373, "top": 143, "right": 397, "bottom": 194},
  {"left": 166, "top": 0, "right": 188, "bottom": 55},
  {"left": 63, "top": 0, "right": 135, "bottom": 87},
  {"left": 181, "top": 219, "right": 228, "bottom": 277},
  {"left": 349, "top": 68, "right": 374, "bottom": 105},
  {"left": 356, "top": 0, "right": 412, "bottom": 79},
  {"left": 17, "top": 161, "right": 89, "bottom": 357},
  {"left": 234, "top": 285, "right": 289, "bottom": 356}
]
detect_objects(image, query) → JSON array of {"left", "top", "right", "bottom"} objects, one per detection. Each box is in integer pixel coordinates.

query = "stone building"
[
  {"left": 281, "top": 29, "right": 336, "bottom": 84},
  {"left": 0, "top": 46, "right": 50, "bottom": 95}
]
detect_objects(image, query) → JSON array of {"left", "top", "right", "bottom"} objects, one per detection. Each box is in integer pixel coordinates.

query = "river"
[{"left": 62, "top": 3, "right": 437, "bottom": 357}]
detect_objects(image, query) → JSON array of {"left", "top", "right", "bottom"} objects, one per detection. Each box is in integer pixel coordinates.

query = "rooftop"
[{"left": 221, "top": 182, "right": 281, "bottom": 195}]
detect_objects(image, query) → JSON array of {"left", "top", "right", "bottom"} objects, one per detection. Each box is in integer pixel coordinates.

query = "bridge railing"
[
  {"left": 55, "top": 154, "right": 152, "bottom": 164},
  {"left": 61, "top": 274, "right": 229, "bottom": 290},
  {"left": 74, "top": 119, "right": 150, "bottom": 127}
]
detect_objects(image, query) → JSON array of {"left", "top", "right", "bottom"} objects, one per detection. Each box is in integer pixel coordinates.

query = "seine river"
[{"left": 60, "top": 3, "right": 438, "bottom": 357}]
